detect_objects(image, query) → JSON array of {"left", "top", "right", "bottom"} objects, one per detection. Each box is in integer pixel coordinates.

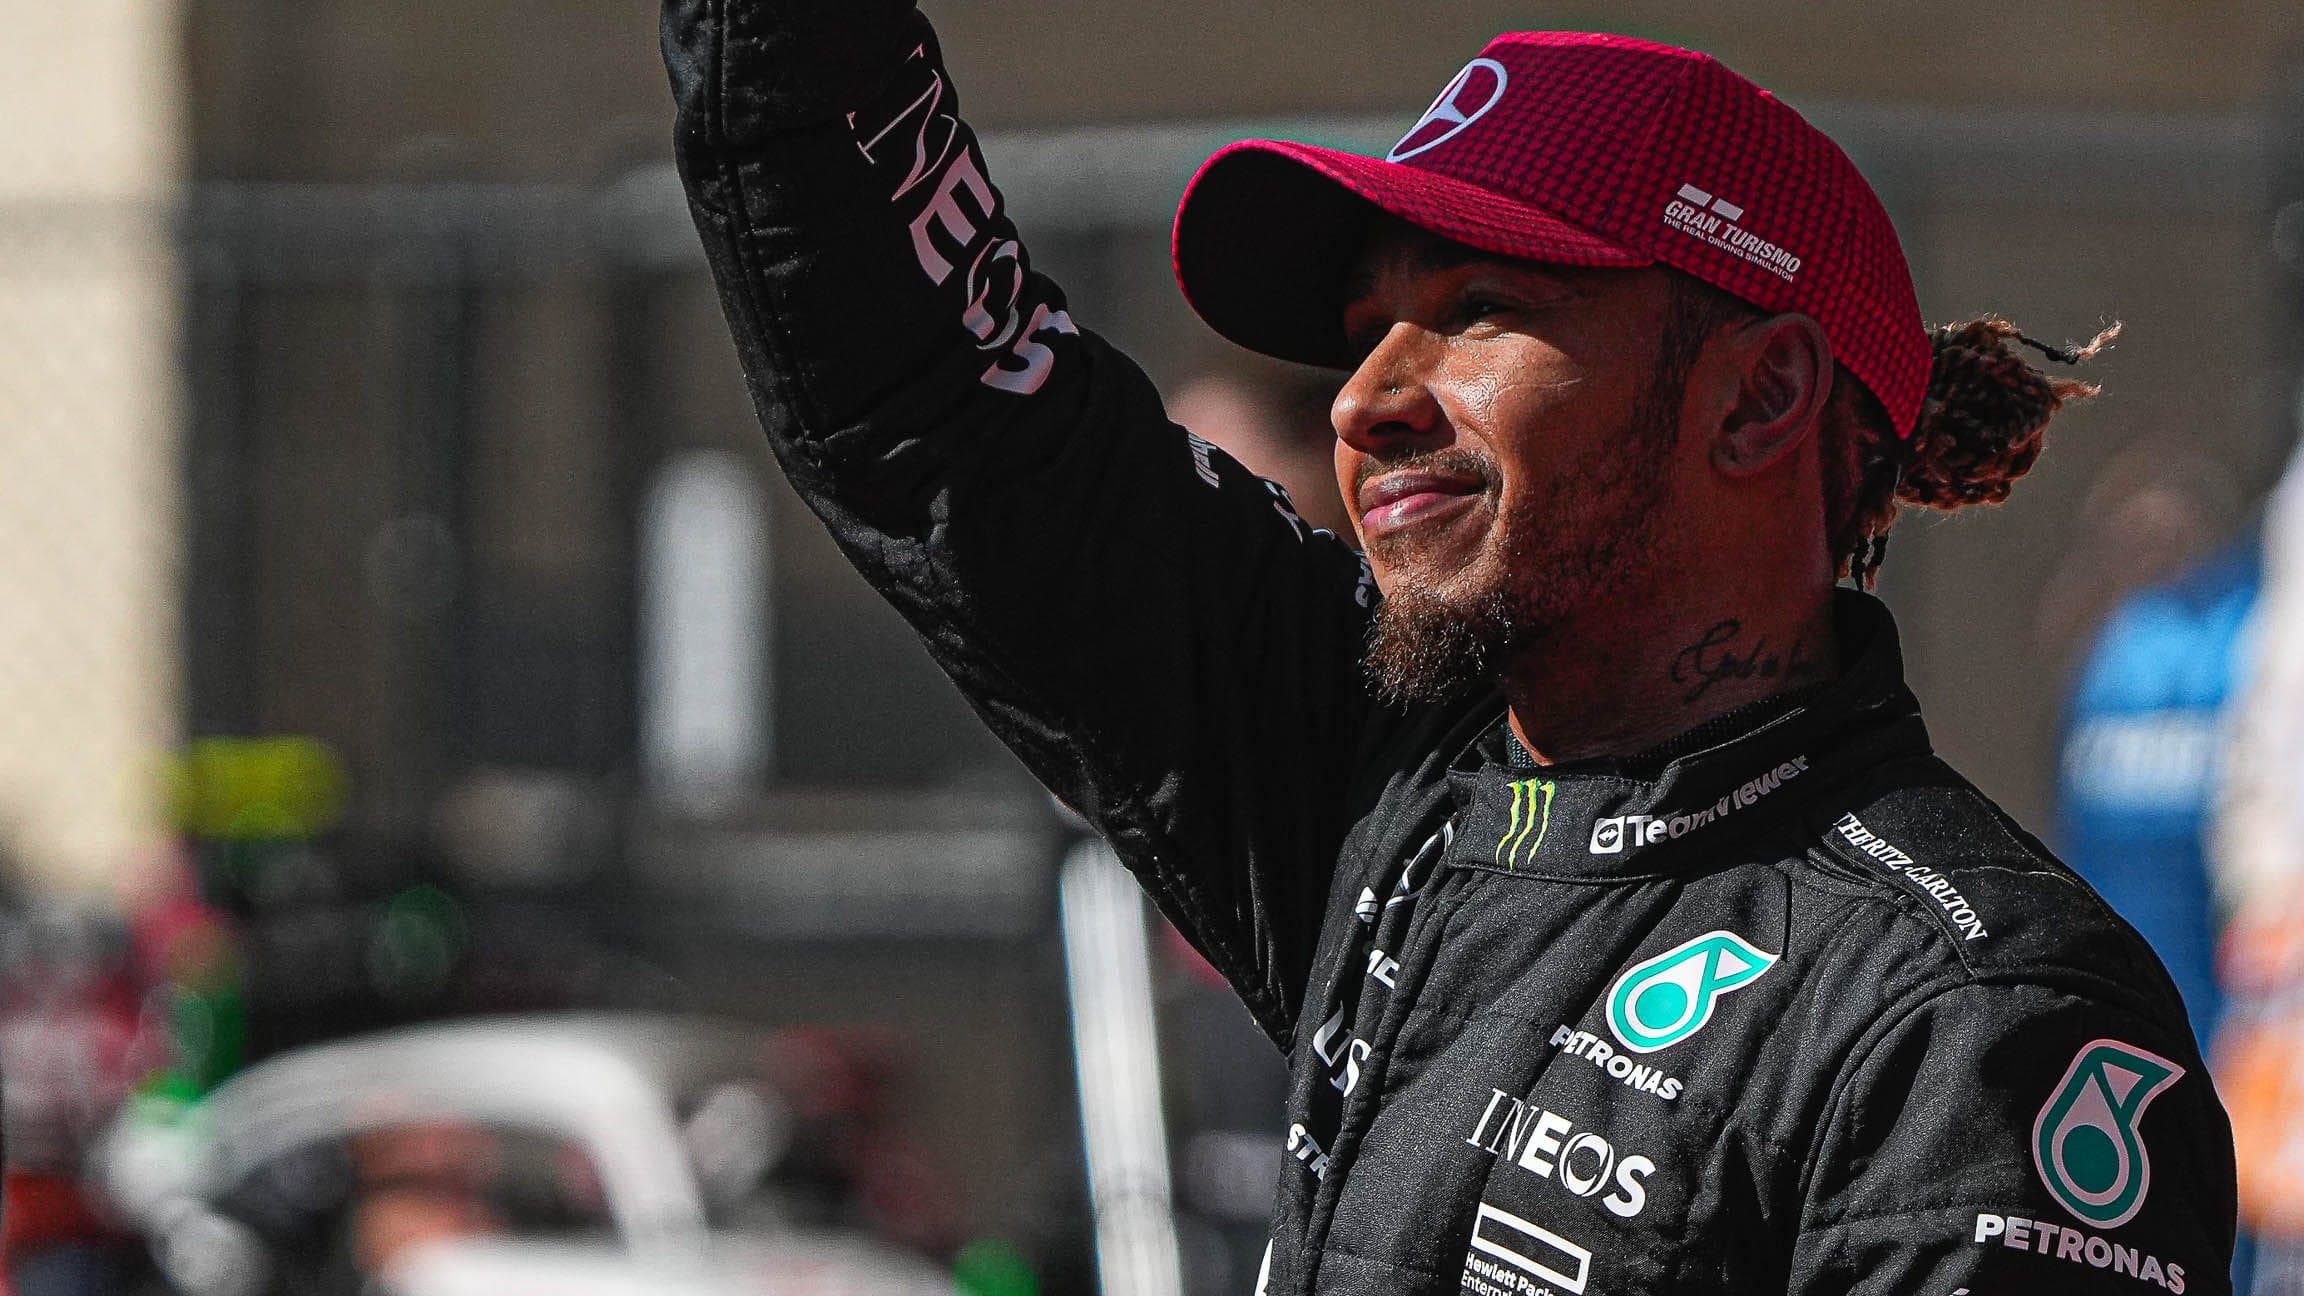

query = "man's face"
[{"left": 1333, "top": 223, "right": 1694, "bottom": 702}]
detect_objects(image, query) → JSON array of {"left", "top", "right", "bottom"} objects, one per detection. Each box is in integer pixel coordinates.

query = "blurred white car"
[{"left": 93, "top": 1015, "right": 957, "bottom": 1296}]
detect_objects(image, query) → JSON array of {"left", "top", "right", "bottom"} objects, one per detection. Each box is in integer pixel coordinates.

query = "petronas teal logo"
[
  {"left": 1495, "top": 779, "right": 1555, "bottom": 868},
  {"left": 1606, "top": 931, "right": 1776, "bottom": 1054},
  {"left": 2033, "top": 1040, "right": 2184, "bottom": 1228}
]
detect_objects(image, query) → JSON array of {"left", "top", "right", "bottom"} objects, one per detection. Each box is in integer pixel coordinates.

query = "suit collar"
[{"left": 1443, "top": 589, "right": 1930, "bottom": 879}]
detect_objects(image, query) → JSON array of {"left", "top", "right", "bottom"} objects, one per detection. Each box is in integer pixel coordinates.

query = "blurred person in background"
[
  {"left": 2210, "top": 437, "right": 2304, "bottom": 1296},
  {"left": 2034, "top": 448, "right": 2244, "bottom": 680},
  {"left": 1166, "top": 364, "right": 1354, "bottom": 540},
  {"left": 2055, "top": 450, "right": 2258, "bottom": 1042},
  {"left": 663, "top": 5, "right": 2235, "bottom": 1292},
  {"left": 2053, "top": 449, "right": 2267, "bottom": 1293},
  {"left": 344, "top": 1121, "right": 516, "bottom": 1281},
  {"left": 758, "top": 1027, "right": 966, "bottom": 1260},
  {"left": 0, "top": 902, "right": 168, "bottom": 1295}
]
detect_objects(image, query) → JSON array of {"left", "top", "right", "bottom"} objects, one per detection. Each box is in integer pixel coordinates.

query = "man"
[
  {"left": 661, "top": 5, "right": 2237, "bottom": 1292},
  {"left": 2060, "top": 533, "right": 2262, "bottom": 1043}
]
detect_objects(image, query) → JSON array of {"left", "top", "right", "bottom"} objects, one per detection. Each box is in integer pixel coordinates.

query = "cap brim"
[{"left": 1172, "top": 140, "right": 1651, "bottom": 369}]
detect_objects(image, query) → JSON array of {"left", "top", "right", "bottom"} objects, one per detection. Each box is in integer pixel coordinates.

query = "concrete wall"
[
  {"left": 943, "top": 2, "right": 2304, "bottom": 122},
  {"left": 0, "top": 1, "right": 187, "bottom": 890},
  {"left": 181, "top": 1, "right": 2304, "bottom": 179}
]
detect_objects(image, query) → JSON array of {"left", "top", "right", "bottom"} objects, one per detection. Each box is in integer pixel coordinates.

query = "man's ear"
[{"left": 1708, "top": 313, "right": 1833, "bottom": 478}]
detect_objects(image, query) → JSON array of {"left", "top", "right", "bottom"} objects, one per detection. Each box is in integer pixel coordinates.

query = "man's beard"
[{"left": 1360, "top": 381, "right": 1681, "bottom": 707}]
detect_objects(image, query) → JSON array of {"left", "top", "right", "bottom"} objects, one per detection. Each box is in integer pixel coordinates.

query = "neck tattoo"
[{"left": 1668, "top": 619, "right": 1817, "bottom": 706}]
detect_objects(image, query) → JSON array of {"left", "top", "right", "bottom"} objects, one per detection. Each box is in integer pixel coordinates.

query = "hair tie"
[{"left": 2013, "top": 322, "right": 2121, "bottom": 367}]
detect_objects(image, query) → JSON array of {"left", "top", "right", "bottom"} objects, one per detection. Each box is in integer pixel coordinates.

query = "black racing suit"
[{"left": 661, "top": 6, "right": 2237, "bottom": 1292}]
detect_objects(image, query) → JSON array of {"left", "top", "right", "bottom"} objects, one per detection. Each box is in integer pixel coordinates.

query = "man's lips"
[{"left": 1358, "top": 470, "right": 1484, "bottom": 537}]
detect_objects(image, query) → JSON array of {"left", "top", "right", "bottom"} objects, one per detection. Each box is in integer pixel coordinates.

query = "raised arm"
[{"left": 662, "top": 2, "right": 1384, "bottom": 1042}]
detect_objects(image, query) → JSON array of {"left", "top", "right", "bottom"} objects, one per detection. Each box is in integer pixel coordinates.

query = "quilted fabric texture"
[{"left": 1173, "top": 31, "right": 1931, "bottom": 437}]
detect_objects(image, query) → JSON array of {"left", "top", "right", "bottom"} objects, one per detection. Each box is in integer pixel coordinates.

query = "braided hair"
[
  {"left": 1830, "top": 316, "right": 2117, "bottom": 587},
  {"left": 1665, "top": 274, "right": 2116, "bottom": 588}
]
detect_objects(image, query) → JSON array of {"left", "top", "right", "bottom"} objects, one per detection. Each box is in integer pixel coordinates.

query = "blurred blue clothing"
[{"left": 2058, "top": 535, "right": 2263, "bottom": 1042}]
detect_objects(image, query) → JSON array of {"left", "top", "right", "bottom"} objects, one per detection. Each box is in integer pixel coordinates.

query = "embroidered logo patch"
[
  {"left": 1495, "top": 778, "right": 1555, "bottom": 868},
  {"left": 1388, "top": 57, "right": 1510, "bottom": 162},
  {"left": 1605, "top": 930, "right": 1776, "bottom": 1054},
  {"left": 2033, "top": 1039, "right": 2184, "bottom": 1229}
]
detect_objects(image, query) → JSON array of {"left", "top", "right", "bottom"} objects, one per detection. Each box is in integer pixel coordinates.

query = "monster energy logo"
[
  {"left": 1606, "top": 930, "right": 1776, "bottom": 1054},
  {"left": 1495, "top": 779, "right": 1556, "bottom": 867},
  {"left": 2033, "top": 1039, "right": 2183, "bottom": 1228}
]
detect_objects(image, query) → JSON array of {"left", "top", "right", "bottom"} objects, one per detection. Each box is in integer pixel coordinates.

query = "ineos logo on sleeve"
[{"left": 1386, "top": 58, "right": 1510, "bottom": 162}]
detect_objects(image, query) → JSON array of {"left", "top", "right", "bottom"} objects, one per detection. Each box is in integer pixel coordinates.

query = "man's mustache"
[{"left": 1352, "top": 446, "right": 1499, "bottom": 499}]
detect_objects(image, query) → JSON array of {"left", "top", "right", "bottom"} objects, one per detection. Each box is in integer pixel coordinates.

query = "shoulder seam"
[
  {"left": 1794, "top": 970, "right": 1970, "bottom": 1221},
  {"left": 1793, "top": 971, "right": 2188, "bottom": 1231}
]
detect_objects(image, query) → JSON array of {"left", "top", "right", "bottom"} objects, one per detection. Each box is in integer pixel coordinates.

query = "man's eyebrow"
[
  {"left": 1409, "top": 238, "right": 1494, "bottom": 276},
  {"left": 1341, "top": 239, "right": 1564, "bottom": 307}
]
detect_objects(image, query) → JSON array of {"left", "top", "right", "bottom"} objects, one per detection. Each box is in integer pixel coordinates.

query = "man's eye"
[{"left": 1454, "top": 296, "right": 1510, "bottom": 326}]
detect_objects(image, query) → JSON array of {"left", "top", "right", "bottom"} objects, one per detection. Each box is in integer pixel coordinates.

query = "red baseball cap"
[{"left": 1172, "top": 32, "right": 1930, "bottom": 437}]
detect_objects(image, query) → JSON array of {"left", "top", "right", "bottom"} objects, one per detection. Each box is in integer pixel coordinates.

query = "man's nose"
[{"left": 1331, "top": 326, "right": 1446, "bottom": 456}]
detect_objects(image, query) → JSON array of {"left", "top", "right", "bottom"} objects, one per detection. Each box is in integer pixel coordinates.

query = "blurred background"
[{"left": 6, "top": 1, "right": 2304, "bottom": 1294}]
